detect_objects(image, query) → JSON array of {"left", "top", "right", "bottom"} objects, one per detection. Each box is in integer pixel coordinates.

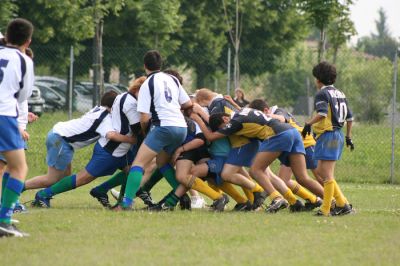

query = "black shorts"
[{"left": 177, "top": 148, "right": 210, "bottom": 163}]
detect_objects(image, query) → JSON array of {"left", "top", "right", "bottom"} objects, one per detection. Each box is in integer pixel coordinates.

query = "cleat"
[
  {"left": 90, "top": 188, "right": 111, "bottom": 208},
  {"left": 253, "top": 191, "right": 268, "bottom": 210},
  {"left": 191, "top": 196, "right": 206, "bottom": 209},
  {"left": 289, "top": 200, "right": 305, "bottom": 212},
  {"left": 179, "top": 194, "right": 191, "bottom": 210},
  {"left": 332, "top": 203, "right": 355, "bottom": 216},
  {"left": 304, "top": 197, "right": 323, "bottom": 211},
  {"left": 233, "top": 200, "right": 253, "bottom": 211},
  {"left": 210, "top": 194, "right": 229, "bottom": 212},
  {"left": 147, "top": 202, "right": 174, "bottom": 212},
  {"left": 265, "top": 197, "right": 289, "bottom": 213},
  {"left": 0, "top": 222, "right": 28, "bottom": 237},
  {"left": 314, "top": 209, "right": 331, "bottom": 216},
  {"left": 111, "top": 204, "right": 133, "bottom": 211},
  {"left": 32, "top": 191, "right": 51, "bottom": 208},
  {"left": 110, "top": 189, "right": 120, "bottom": 201},
  {"left": 13, "top": 202, "right": 28, "bottom": 213},
  {"left": 136, "top": 189, "right": 156, "bottom": 207}
]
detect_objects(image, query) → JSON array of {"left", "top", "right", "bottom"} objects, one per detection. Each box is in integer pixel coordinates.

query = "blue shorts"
[
  {"left": 86, "top": 142, "right": 137, "bottom": 177},
  {"left": 206, "top": 156, "right": 227, "bottom": 185},
  {"left": 0, "top": 141, "right": 28, "bottom": 164},
  {"left": 226, "top": 139, "right": 260, "bottom": 167},
  {"left": 313, "top": 130, "right": 344, "bottom": 161},
  {"left": 46, "top": 130, "right": 74, "bottom": 171},
  {"left": 260, "top": 128, "right": 305, "bottom": 166},
  {"left": 0, "top": 116, "right": 24, "bottom": 152},
  {"left": 144, "top": 126, "right": 187, "bottom": 155}
]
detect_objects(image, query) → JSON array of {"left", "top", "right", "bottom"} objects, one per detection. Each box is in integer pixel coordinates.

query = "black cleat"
[
  {"left": 211, "top": 194, "right": 229, "bottom": 212},
  {"left": 147, "top": 202, "right": 175, "bottom": 212},
  {"left": 289, "top": 200, "right": 305, "bottom": 212},
  {"left": 332, "top": 203, "right": 355, "bottom": 216},
  {"left": 253, "top": 191, "right": 268, "bottom": 210},
  {"left": 233, "top": 201, "right": 253, "bottom": 212},
  {"left": 90, "top": 188, "right": 111, "bottom": 208},
  {"left": 136, "top": 189, "right": 156, "bottom": 207},
  {"left": 265, "top": 197, "right": 289, "bottom": 213},
  {"left": 304, "top": 197, "right": 323, "bottom": 211},
  {"left": 0, "top": 223, "right": 29, "bottom": 237},
  {"left": 314, "top": 209, "right": 331, "bottom": 216},
  {"left": 179, "top": 194, "right": 191, "bottom": 211},
  {"left": 31, "top": 192, "right": 52, "bottom": 208}
]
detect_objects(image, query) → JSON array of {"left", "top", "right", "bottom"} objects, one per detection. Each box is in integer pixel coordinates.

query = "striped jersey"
[
  {"left": 137, "top": 71, "right": 190, "bottom": 127},
  {"left": 53, "top": 106, "right": 109, "bottom": 149},
  {"left": 0, "top": 46, "right": 34, "bottom": 117}
]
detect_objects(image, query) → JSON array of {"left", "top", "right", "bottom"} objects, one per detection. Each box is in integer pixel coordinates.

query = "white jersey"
[
  {"left": 0, "top": 46, "right": 34, "bottom": 117},
  {"left": 99, "top": 92, "right": 139, "bottom": 157},
  {"left": 53, "top": 106, "right": 109, "bottom": 149},
  {"left": 137, "top": 71, "right": 190, "bottom": 127}
]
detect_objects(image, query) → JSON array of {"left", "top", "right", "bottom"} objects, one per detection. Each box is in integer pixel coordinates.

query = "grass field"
[{"left": 1, "top": 181, "right": 400, "bottom": 265}]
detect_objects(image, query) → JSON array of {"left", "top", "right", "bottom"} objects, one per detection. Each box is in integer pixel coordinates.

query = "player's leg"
[{"left": 0, "top": 158, "right": 7, "bottom": 202}]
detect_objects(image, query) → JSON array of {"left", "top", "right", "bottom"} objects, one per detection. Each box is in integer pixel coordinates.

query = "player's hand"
[
  {"left": 301, "top": 123, "right": 311, "bottom": 138},
  {"left": 28, "top": 112, "right": 38, "bottom": 123},
  {"left": 345, "top": 136, "right": 354, "bottom": 151},
  {"left": 190, "top": 112, "right": 200, "bottom": 121},
  {"left": 21, "top": 130, "right": 30, "bottom": 141}
]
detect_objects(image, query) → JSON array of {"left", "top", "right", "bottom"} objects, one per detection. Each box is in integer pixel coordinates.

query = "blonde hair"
[
  {"left": 128, "top": 76, "right": 147, "bottom": 95},
  {"left": 195, "top": 88, "right": 216, "bottom": 103}
]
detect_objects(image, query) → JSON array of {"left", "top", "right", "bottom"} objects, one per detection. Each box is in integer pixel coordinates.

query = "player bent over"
[{"left": 302, "top": 61, "right": 354, "bottom": 216}]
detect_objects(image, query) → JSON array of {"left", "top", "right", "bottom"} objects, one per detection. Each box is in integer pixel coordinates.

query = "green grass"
[
  {"left": 1, "top": 182, "right": 400, "bottom": 265},
  {"left": 26, "top": 112, "right": 400, "bottom": 184}
]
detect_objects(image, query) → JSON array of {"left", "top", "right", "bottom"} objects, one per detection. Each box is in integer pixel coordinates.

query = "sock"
[
  {"left": 283, "top": 189, "right": 298, "bottom": 205},
  {"left": 333, "top": 180, "right": 348, "bottom": 207},
  {"left": 321, "top": 180, "right": 335, "bottom": 215},
  {"left": 292, "top": 181, "right": 317, "bottom": 203},
  {"left": 251, "top": 183, "right": 263, "bottom": 193},
  {"left": 192, "top": 178, "right": 222, "bottom": 201},
  {"left": 268, "top": 191, "right": 281, "bottom": 201},
  {"left": 218, "top": 182, "right": 247, "bottom": 204},
  {"left": 163, "top": 190, "right": 180, "bottom": 207},
  {"left": 39, "top": 174, "right": 77, "bottom": 198},
  {"left": 122, "top": 166, "right": 144, "bottom": 207},
  {"left": 242, "top": 188, "right": 254, "bottom": 203},
  {"left": 0, "top": 177, "right": 24, "bottom": 224},
  {"left": 159, "top": 164, "right": 179, "bottom": 190},
  {"left": 142, "top": 169, "right": 163, "bottom": 192},
  {"left": 96, "top": 171, "right": 126, "bottom": 193},
  {"left": 1, "top": 172, "right": 10, "bottom": 203}
]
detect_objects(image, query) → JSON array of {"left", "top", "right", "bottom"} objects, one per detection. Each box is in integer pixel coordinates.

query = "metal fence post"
[
  {"left": 68, "top": 46, "right": 74, "bottom": 120},
  {"left": 227, "top": 47, "right": 231, "bottom": 96},
  {"left": 391, "top": 48, "right": 398, "bottom": 184}
]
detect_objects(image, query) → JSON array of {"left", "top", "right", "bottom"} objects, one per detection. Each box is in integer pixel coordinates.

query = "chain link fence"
[{"left": 26, "top": 44, "right": 399, "bottom": 184}]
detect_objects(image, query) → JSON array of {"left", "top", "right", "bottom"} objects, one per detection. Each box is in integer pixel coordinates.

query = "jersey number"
[
  {"left": 164, "top": 81, "right": 172, "bottom": 103},
  {"left": 0, "top": 59, "right": 10, "bottom": 83},
  {"left": 239, "top": 108, "right": 271, "bottom": 121},
  {"left": 336, "top": 102, "right": 348, "bottom": 123}
]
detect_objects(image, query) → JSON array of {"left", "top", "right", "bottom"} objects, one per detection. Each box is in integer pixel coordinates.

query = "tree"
[{"left": 0, "top": 0, "right": 18, "bottom": 32}]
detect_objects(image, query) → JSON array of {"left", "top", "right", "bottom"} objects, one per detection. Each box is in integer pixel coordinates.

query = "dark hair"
[
  {"left": 100, "top": 90, "right": 118, "bottom": 108},
  {"left": 209, "top": 113, "right": 229, "bottom": 132},
  {"left": 6, "top": 18, "right": 33, "bottom": 46},
  {"left": 312, "top": 61, "right": 336, "bottom": 85},
  {"left": 164, "top": 69, "right": 183, "bottom": 85},
  {"left": 25, "top": 47, "right": 34, "bottom": 59},
  {"left": 249, "top": 99, "right": 269, "bottom": 111},
  {"left": 144, "top": 50, "right": 162, "bottom": 71}
]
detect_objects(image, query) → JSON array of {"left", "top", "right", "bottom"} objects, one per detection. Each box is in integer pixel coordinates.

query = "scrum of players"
[{"left": 0, "top": 18, "right": 355, "bottom": 238}]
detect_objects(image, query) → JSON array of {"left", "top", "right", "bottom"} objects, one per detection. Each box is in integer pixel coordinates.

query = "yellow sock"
[
  {"left": 292, "top": 181, "right": 317, "bottom": 203},
  {"left": 217, "top": 182, "right": 247, "bottom": 204},
  {"left": 242, "top": 188, "right": 254, "bottom": 203},
  {"left": 283, "top": 189, "right": 298, "bottom": 205},
  {"left": 321, "top": 180, "right": 335, "bottom": 215},
  {"left": 251, "top": 183, "right": 263, "bottom": 193},
  {"left": 192, "top": 178, "right": 222, "bottom": 201},
  {"left": 269, "top": 190, "right": 281, "bottom": 201},
  {"left": 333, "top": 180, "right": 348, "bottom": 207}
]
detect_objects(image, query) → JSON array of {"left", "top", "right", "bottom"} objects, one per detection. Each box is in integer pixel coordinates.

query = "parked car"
[
  {"left": 28, "top": 86, "right": 45, "bottom": 116},
  {"left": 35, "top": 82, "right": 66, "bottom": 111},
  {"left": 78, "top": 81, "right": 125, "bottom": 94}
]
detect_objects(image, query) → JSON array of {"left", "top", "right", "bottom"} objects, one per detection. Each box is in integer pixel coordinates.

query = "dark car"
[
  {"left": 35, "top": 82, "right": 66, "bottom": 111},
  {"left": 28, "top": 86, "right": 45, "bottom": 116}
]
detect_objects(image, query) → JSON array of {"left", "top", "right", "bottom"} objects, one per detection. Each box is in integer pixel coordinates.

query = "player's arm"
[
  {"left": 106, "top": 131, "right": 137, "bottom": 144},
  {"left": 224, "top": 95, "right": 241, "bottom": 110},
  {"left": 302, "top": 92, "right": 328, "bottom": 137},
  {"left": 192, "top": 103, "right": 210, "bottom": 123},
  {"left": 140, "top": 113, "right": 151, "bottom": 136},
  {"left": 345, "top": 102, "right": 354, "bottom": 150},
  {"left": 190, "top": 113, "right": 225, "bottom": 142}
]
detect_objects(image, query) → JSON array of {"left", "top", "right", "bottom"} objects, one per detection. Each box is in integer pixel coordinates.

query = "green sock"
[
  {"left": 96, "top": 171, "right": 126, "bottom": 193},
  {"left": 0, "top": 176, "right": 24, "bottom": 224},
  {"left": 142, "top": 169, "right": 163, "bottom": 192},
  {"left": 1, "top": 172, "right": 10, "bottom": 203},
  {"left": 159, "top": 164, "right": 179, "bottom": 190},
  {"left": 122, "top": 166, "right": 143, "bottom": 207},
  {"left": 164, "top": 190, "right": 180, "bottom": 207},
  {"left": 39, "top": 175, "right": 77, "bottom": 197}
]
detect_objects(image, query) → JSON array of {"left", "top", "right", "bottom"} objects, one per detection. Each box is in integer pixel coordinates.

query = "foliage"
[{"left": 0, "top": 0, "right": 18, "bottom": 32}]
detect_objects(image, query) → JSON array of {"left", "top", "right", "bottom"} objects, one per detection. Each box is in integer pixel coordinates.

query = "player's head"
[
  {"left": 144, "top": 50, "right": 162, "bottom": 73},
  {"left": 164, "top": 69, "right": 183, "bottom": 85},
  {"left": 249, "top": 99, "right": 269, "bottom": 113},
  {"left": 128, "top": 76, "right": 147, "bottom": 97},
  {"left": 312, "top": 61, "right": 336, "bottom": 86},
  {"left": 195, "top": 88, "right": 217, "bottom": 107},
  {"left": 100, "top": 90, "right": 118, "bottom": 109},
  {"left": 6, "top": 18, "right": 33, "bottom": 47},
  {"left": 209, "top": 113, "right": 231, "bottom": 132}
]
